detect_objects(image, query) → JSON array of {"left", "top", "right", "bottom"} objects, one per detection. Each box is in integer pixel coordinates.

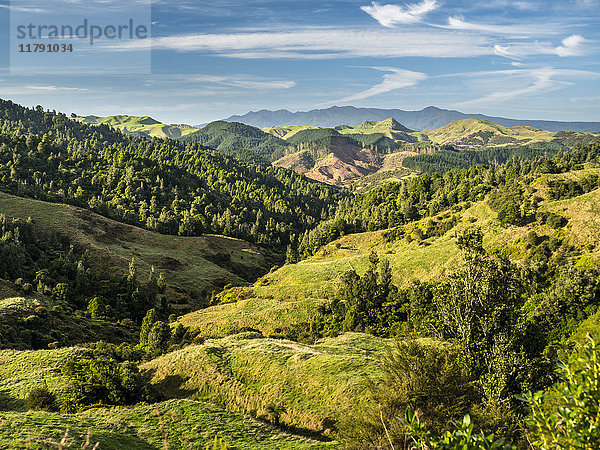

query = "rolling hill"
[
  {"left": 181, "top": 120, "right": 291, "bottom": 161},
  {"left": 178, "top": 166, "right": 600, "bottom": 340},
  {"left": 422, "top": 118, "right": 598, "bottom": 148},
  {"left": 76, "top": 115, "right": 198, "bottom": 139},
  {"left": 0, "top": 192, "right": 273, "bottom": 309}
]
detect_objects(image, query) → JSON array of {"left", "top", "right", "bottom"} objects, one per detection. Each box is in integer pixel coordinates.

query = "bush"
[
  {"left": 545, "top": 212, "right": 567, "bottom": 229},
  {"left": 339, "top": 340, "right": 478, "bottom": 448},
  {"left": 25, "top": 387, "right": 57, "bottom": 412},
  {"left": 519, "top": 334, "right": 600, "bottom": 449}
]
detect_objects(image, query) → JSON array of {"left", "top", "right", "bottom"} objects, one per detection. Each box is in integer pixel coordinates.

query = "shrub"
[
  {"left": 25, "top": 387, "right": 57, "bottom": 412},
  {"left": 339, "top": 340, "right": 478, "bottom": 448},
  {"left": 518, "top": 334, "right": 600, "bottom": 449},
  {"left": 545, "top": 212, "right": 567, "bottom": 229}
]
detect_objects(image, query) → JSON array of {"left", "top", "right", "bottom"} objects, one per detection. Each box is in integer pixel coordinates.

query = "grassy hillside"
[
  {"left": 0, "top": 347, "right": 81, "bottom": 410},
  {"left": 76, "top": 115, "right": 198, "bottom": 139},
  {"left": 421, "top": 118, "right": 598, "bottom": 148},
  {"left": 263, "top": 125, "right": 319, "bottom": 140},
  {"left": 142, "top": 332, "right": 389, "bottom": 436},
  {"left": 0, "top": 192, "right": 273, "bottom": 308},
  {"left": 179, "top": 167, "right": 600, "bottom": 339},
  {"left": 0, "top": 345, "right": 336, "bottom": 448}
]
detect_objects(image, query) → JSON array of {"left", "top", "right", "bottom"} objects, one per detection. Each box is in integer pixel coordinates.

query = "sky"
[{"left": 0, "top": 0, "right": 599, "bottom": 124}]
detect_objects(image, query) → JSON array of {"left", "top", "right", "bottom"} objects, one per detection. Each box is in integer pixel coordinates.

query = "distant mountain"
[
  {"left": 77, "top": 114, "right": 198, "bottom": 139},
  {"left": 224, "top": 106, "right": 600, "bottom": 133}
]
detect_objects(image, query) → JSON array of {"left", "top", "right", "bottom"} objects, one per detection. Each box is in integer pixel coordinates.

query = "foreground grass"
[
  {"left": 142, "top": 332, "right": 388, "bottom": 437},
  {"left": 0, "top": 399, "right": 334, "bottom": 449}
]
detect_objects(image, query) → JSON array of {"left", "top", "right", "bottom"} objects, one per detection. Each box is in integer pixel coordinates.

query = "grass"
[
  {"left": 420, "top": 118, "right": 558, "bottom": 147},
  {"left": 0, "top": 347, "right": 81, "bottom": 411},
  {"left": 0, "top": 345, "right": 337, "bottom": 449},
  {"left": 0, "top": 192, "right": 272, "bottom": 309},
  {"left": 142, "top": 332, "right": 388, "bottom": 437},
  {"left": 263, "top": 126, "right": 319, "bottom": 140},
  {"left": 0, "top": 399, "right": 334, "bottom": 449}
]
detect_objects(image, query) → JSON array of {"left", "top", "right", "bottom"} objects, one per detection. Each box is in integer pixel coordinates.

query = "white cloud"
[
  {"left": 555, "top": 34, "right": 586, "bottom": 57},
  {"left": 328, "top": 67, "right": 427, "bottom": 104},
  {"left": 360, "top": 0, "right": 439, "bottom": 27},
  {"left": 455, "top": 68, "right": 599, "bottom": 107},
  {"left": 184, "top": 75, "right": 295, "bottom": 90},
  {"left": 103, "top": 29, "right": 492, "bottom": 59},
  {"left": 0, "top": 84, "right": 88, "bottom": 95},
  {"left": 445, "top": 16, "right": 560, "bottom": 36},
  {"left": 0, "top": 4, "right": 46, "bottom": 13},
  {"left": 493, "top": 42, "right": 556, "bottom": 59}
]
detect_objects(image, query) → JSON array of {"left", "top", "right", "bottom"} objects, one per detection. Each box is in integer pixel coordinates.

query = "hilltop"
[
  {"left": 422, "top": 118, "right": 598, "bottom": 148},
  {"left": 181, "top": 120, "right": 290, "bottom": 161}
]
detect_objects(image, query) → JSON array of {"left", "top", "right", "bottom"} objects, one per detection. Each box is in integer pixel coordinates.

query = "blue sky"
[{"left": 0, "top": 0, "right": 599, "bottom": 124}]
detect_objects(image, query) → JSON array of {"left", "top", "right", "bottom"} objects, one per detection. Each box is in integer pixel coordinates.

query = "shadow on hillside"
[
  {"left": 145, "top": 372, "right": 195, "bottom": 400},
  {"left": 0, "top": 389, "right": 24, "bottom": 411}
]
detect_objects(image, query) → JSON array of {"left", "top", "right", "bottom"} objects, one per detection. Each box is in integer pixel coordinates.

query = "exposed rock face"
[{"left": 274, "top": 136, "right": 383, "bottom": 184}]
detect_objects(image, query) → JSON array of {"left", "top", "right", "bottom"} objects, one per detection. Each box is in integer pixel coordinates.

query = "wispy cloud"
[
  {"left": 360, "top": 0, "right": 439, "bottom": 27},
  {"left": 183, "top": 74, "right": 295, "bottom": 89},
  {"left": 103, "top": 29, "right": 492, "bottom": 59},
  {"left": 0, "top": 4, "right": 46, "bottom": 13},
  {"left": 0, "top": 84, "right": 88, "bottom": 95},
  {"left": 555, "top": 34, "right": 586, "bottom": 56},
  {"left": 327, "top": 67, "right": 427, "bottom": 104},
  {"left": 444, "top": 16, "right": 561, "bottom": 36},
  {"left": 455, "top": 68, "right": 599, "bottom": 107},
  {"left": 493, "top": 34, "right": 590, "bottom": 60}
]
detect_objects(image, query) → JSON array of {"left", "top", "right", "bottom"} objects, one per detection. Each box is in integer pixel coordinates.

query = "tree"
[
  {"left": 434, "top": 228, "right": 526, "bottom": 402},
  {"left": 147, "top": 321, "right": 170, "bottom": 357},
  {"left": 26, "top": 387, "right": 57, "bottom": 412},
  {"left": 87, "top": 297, "right": 107, "bottom": 319},
  {"left": 139, "top": 308, "right": 157, "bottom": 348}
]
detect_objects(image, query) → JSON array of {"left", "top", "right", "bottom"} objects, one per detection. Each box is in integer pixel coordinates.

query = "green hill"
[
  {"left": 182, "top": 121, "right": 291, "bottom": 161},
  {"left": 421, "top": 118, "right": 598, "bottom": 148},
  {"left": 179, "top": 166, "right": 600, "bottom": 339},
  {"left": 0, "top": 192, "right": 272, "bottom": 309},
  {"left": 76, "top": 115, "right": 198, "bottom": 139},
  {"left": 142, "top": 332, "right": 389, "bottom": 437}
]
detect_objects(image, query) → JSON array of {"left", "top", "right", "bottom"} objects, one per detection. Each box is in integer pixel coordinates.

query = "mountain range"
[{"left": 224, "top": 105, "right": 600, "bottom": 132}]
